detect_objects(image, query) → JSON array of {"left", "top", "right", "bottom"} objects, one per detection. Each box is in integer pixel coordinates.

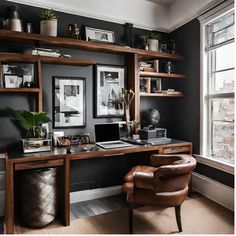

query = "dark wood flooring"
[{"left": 0, "top": 194, "right": 128, "bottom": 234}]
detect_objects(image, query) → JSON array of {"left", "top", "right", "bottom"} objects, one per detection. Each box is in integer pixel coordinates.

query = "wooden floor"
[
  {"left": 0, "top": 194, "right": 128, "bottom": 234},
  {"left": 70, "top": 194, "right": 128, "bottom": 220}
]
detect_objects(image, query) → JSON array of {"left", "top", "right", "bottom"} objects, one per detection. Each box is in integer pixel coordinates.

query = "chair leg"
[
  {"left": 128, "top": 203, "right": 133, "bottom": 234},
  {"left": 175, "top": 205, "right": 182, "bottom": 232}
]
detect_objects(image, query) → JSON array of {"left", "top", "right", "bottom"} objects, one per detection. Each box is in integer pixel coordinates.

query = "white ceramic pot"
[
  {"left": 148, "top": 39, "right": 159, "bottom": 51},
  {"left": 40, "top": 19, "right": 57, "bottom": 37}
]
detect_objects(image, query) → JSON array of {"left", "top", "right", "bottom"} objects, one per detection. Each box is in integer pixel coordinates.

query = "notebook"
[{"left": 95, "top": 123, "right": 133, "bottom": 149}]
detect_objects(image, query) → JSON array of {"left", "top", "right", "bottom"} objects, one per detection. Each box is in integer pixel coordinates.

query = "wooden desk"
[{"left": 5, "top": 139, "right": 192, "bottom": 234}]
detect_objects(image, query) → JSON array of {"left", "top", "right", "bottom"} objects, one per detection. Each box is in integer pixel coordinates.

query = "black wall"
[{"left": 170, "top": 19, "right": 234, "bottom": 188}]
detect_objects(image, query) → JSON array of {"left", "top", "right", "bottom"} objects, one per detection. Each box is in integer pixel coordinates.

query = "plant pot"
[
  {"left": 148, "top": 39, "right": 159, "bottom": 51},
  {"left": 40, "top": 19, "right": 57, "bottom": 36}
]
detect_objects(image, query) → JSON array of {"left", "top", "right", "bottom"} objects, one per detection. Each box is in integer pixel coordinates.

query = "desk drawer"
[
  {"left": 163, "top": 146, "right": 191, "bottom": 154},
  {"left": 15, "top": 159, "right": 64, "bottom": 171}
]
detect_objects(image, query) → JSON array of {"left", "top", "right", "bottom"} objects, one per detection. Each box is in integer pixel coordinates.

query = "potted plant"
[
  {"left": 40, "top": 9, "right": 57, "bottom": 36},
  {"left": 9, "top": 108, "right": 51, "bottom": 143},
  {"left": 148, "top": 32, "right": 161, "bottom": 51}
]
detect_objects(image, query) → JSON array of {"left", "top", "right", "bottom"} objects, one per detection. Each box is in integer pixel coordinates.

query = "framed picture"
[
  {"left": 85, "top": 26, "right": 115, "bottom": 43},
  {"left": 53, "top": 76, "right": 86, "bottom": 128},
  {"left": 2, "top": 63, "right": 35, "bottom": 88},
  {"left": 94, "top": 64, "right": 125, "bottom": 118}
]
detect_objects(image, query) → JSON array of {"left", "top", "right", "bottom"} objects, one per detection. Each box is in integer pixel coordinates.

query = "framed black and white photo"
[
  {"left": 53, "top": 76, "right": 86, "bottom": 128},
  {"left": 85, "top": 26, "right": 115, "bottom": 43},
  {"left": 94, "top": 65, "right": 125, "bottom": 118},
  {"left": 2, "top": 63, "right": 35, "bottom": 88}
]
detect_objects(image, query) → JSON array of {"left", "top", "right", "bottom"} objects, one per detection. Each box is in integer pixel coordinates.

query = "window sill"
[{"left": 193, "top": 154, "right": 234, "bottom": 175}]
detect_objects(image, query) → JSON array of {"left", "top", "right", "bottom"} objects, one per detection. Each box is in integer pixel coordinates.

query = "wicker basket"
[{"left": 21, "top": 168, "right": 57, "bottom": 227}]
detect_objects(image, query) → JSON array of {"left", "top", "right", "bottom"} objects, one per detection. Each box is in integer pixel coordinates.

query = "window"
[{"left": 201, "top": 10, "right": 234, "bottom": 165}]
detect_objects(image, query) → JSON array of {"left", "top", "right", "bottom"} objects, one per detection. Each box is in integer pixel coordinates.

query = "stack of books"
[
  {"left": 139, "top": 60, "right": 159, "bottom": 72},
  {"left": 24, "top": 47, "right": 61, "bottom": 57}
]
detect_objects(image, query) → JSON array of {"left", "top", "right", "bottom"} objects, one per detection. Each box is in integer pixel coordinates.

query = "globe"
[{"left": 141, "top": 109, "right": 160, "bottom": 128}]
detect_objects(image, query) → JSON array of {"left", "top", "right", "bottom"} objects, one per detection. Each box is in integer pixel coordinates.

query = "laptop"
[{"left": 95, "top": 123, "right": 133, "bottom": 149}]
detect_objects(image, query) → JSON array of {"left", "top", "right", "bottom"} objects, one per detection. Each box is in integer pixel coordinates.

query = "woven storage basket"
[{"left": 21, "top": 168, "right": 57, "bottom": 227}]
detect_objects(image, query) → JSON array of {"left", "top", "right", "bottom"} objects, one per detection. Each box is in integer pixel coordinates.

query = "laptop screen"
[{"left": 95, "top": 123, "right": 120, "bottom": 142}]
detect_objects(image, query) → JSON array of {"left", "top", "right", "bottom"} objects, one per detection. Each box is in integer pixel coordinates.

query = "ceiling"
[{"left": 145, "top": 0, "right": 178, "bottom": 7}]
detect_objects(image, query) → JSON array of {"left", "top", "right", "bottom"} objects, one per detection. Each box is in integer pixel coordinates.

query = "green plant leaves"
[
  {"left": 8, "top": 108, "right": 51, "bottom": 138},
  {"left": 40, "top": 9, "right": 57, "bottom": 20}
]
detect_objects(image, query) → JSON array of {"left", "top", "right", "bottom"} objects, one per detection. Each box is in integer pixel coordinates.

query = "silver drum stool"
[{"left": 21, "top": 168, "right": 57, "bottom": 227}]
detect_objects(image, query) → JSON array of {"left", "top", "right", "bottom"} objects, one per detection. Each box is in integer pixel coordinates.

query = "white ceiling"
[{"left": 146, "top": 0, "right": 178, "bottom": 7}]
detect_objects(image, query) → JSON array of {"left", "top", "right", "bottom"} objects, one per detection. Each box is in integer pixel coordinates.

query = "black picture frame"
[
  {"left": 94, "top": 64, "right": 126, "bottom": 118},
  {"left": 52, "top": 76, "right": 86, "bottom": 128}
]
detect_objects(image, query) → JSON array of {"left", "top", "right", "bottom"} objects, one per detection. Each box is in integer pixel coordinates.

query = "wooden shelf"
[
  {"left": 139, "top": 71, "right": 187, "bottom": 78},
  {"left": 140, "top": 92, "right": 184, "bottom": 97},
  {"left": 0, "top": 29, "right": 186, "bottom": 61},
  {"left": 0, "top": 53, "right": 96, "bottom": 66},
  {"left": 0, "top": 88, "right": 40, "bottom": 93}
]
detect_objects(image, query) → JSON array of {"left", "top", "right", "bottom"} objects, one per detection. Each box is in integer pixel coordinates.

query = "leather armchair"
[{"left": 123, "top": 154, "right": 196, "bottom": 233}]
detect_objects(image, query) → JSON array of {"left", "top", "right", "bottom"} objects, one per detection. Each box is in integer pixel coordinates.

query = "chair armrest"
[{"left": 124, "top": 166, "right": 155, "bottom": 190}]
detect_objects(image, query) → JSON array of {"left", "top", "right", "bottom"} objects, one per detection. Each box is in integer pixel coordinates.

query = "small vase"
[{"left": 40, "top": 19, "right": 57, "bottom": 36}]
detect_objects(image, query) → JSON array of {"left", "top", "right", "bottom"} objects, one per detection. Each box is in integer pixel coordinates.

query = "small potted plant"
[
  {"left": 40, "top": 9, "right": 57, "bottom": 36},
  {"left": 148, "top": 32, "right": 161, "bottom": 51},
  {"left": 9, "top": 108, "right": 51, "bottom": 149}
]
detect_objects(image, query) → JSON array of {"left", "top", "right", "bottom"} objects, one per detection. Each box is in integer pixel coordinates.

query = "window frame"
[{"left": 199, "top": 3, "right": 234, "bottom": 172}]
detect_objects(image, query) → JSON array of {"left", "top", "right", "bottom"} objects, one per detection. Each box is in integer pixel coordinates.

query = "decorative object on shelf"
[
  {"left": 94, "top": 64, "right": 125, "bottom": 118},
  {"left": 2, "top": 63, "right": 35, "bottom": 88},
  {"left": 160, "top": 43, "right": 167, "bottom": 53},
  {"left": 141, "top": 108, "right": 160, "bottom": 128},
  {"left": 85, "top": 26, "right": 115, "bottom": 43},
  {"left": 122, "top": 89, "right": 135, "bottom": 123},
  {"left": 121, "top": 22, "right": 133, "bottom": 47},
  {"left": 148, "top": 32, "right": 161, "bottom": 51},
  {"left": 67, "top": 23, "right": 80, "bottom": 39},
  {"left": 122, "top": 89, "right": 135, "bottom": 137},
  {"left": 40, "top": 9, "right": 57, "bottom": 36},
  {"left": 140, "top": 78, "right": 147, "bottom": 92},
  {"left": 139, "top": 34, "right": 150, "bottom": 50},
  {"left": 5, "top": 5, "right": 23, "bottom": 32},
  {"left": 169, "top": 39, "right": 176, "bottom": 54},
  {"left": 151, "top": 78, "right": 162, "bottom": 93},
  {"left": 8, "top": 108, "right": 52, "bottom": 153},
  {"left": 53, "top": 76, "right": 86, "bottom": 128},
  {"left": 165, "top": 61, "right": 175, "bottom": 73},
  {"left": 26, "top": 22, "right": 33, "bottom": 33}
]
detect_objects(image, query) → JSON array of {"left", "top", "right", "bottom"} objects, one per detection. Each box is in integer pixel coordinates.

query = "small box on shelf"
[{"left": 21, "top": 139, "right": 52, "bottom": 153}]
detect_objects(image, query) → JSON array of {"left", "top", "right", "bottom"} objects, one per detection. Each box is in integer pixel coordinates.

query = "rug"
[{"left": 12, "top": 194, "right": 234, "bottom": 234}]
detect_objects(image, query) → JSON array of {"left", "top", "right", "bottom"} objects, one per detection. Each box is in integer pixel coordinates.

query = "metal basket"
[{"left": 20, "top": 168, "right": 57, "bottom": 227}]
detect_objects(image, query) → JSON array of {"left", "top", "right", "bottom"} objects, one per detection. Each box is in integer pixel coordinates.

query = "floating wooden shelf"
[
  {"left": 140, "top": 92, "right": 184, "bottom": 97},
  {"left": 139, "top": 71, "right": 187, "bottom": 78},
  {"left": 0, "top": 88, "right": 40, "bottom": 93},
  {"left": 0, "top": 53, "right": 96, "bottom": 66},
  {"left": 0, "top": 29, "right": 186, "bottom": 61}
]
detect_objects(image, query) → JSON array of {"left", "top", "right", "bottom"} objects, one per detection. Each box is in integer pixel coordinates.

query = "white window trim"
[
  {"left": 194, "top": 154, "right": 234, "bottom": 175},
  {"left": 199, "top": 1, "right": 235, "bottom": 169}
]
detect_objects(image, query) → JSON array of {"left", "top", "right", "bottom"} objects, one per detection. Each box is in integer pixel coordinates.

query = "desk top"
[{"left": 6, "top": 139, "right": 192, "bottom": 163}]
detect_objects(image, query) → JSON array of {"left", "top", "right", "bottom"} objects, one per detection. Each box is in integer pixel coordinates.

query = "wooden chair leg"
[
  {"left": 175, "top": 205, "right": 182, "bottom": 232},
  {"left": 129, "top": 203, "right": 133, "bottom": 234}
]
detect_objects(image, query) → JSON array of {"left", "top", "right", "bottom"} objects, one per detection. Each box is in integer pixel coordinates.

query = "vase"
[
  {"left": 148, "top": 39, "right": 159, "bottom": 51},
  {"left": 40, "top": 19, "right": 57, "bottom": 36}
]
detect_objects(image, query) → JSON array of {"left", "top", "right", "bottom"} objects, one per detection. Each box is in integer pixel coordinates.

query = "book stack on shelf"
[
  {"left": 139, "top": 60, "right": 159, "bottom": 72},
  {"left": 24, "top": 47, "right": 61, "bottom": 57}
]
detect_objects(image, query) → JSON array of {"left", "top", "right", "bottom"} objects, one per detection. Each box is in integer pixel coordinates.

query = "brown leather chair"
[{"left": 123, "top": 154, "right": 196, "bottom": 233}]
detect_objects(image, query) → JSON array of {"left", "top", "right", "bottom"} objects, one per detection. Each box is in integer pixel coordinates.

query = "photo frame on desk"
[
  {"left": 53, "top": 76, "right": 86, "bottom": 128},
  {"left": 94, "top": 64, "right": 125, "bottom": 118},
  {"left": 2, "top": 63, "right": 35, "bottom": 88},
  {"left": 85, "top": 26, "right": 115, "bottom": 43}
]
